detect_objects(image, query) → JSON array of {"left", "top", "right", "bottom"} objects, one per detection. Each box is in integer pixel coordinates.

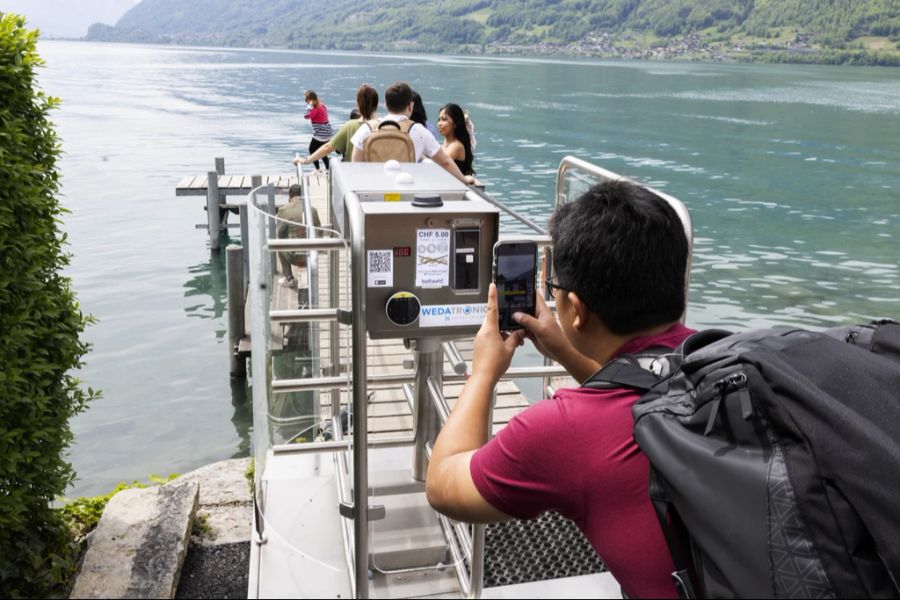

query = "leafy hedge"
[{"left": 0, "top": 13, "right": 98, "bottom": 597}]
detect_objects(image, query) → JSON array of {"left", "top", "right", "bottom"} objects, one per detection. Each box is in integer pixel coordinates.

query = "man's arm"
[
  {"left": 351, "top": 145, "right": 364, "bottom": 162},
  {"left": 426, "top": 284, "right": 524, "bottom": 523}
]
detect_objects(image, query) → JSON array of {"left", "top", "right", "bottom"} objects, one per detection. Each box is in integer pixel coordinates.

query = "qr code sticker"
[{"left": 367, "top": 250, "right": 393, "bottom": 287}]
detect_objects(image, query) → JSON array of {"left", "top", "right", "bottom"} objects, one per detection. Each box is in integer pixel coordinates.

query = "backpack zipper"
[{"left": 705, "top": 372, "right": 750, "bottom": 435}]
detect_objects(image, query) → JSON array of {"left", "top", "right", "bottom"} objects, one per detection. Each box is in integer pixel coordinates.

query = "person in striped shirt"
[{"left": 304, "top": 90, "right": 333, "bottom": 172}]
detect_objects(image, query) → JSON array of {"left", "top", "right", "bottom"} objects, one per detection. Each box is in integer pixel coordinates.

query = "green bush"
[{"left": 0, "top": 13, "right": 99, "bottom": 598}]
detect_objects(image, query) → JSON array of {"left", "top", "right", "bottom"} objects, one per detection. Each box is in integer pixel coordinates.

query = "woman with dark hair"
[
  {"left": 411, "top": 91, "right": 438, "bottom": 137},
  {"left": 303, "top": 90, "right": 332, "bottom": 172},
  {"left": 296, "top": 84, "right": 379, "bottom": 167},
  {"left": 437, "top": 103, "right": 474, "bottom": 177}
]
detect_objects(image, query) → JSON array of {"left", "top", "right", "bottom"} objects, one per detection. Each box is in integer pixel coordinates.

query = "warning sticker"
[
  {"left": 415, "top": 229, "right": 450, "bottom": 288},
  {"left": 367, "top": 250, "right": 393, "bottom": 287}
]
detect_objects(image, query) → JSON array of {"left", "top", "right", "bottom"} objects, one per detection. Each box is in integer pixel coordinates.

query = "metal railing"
[{"left": 556, "top": 156, "right": 694, "bottom": 315}]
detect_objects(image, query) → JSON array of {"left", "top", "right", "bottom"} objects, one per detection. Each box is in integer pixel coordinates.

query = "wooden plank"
[
  {"left": 189, "top": 175, "right": 208, "bottom": 190},
  {"left": 176, "top": 176, "right": 195, "bottom": 189}
]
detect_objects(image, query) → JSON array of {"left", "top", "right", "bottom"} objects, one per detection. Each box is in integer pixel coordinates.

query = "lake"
[{"left": 37, "top": 41, "right": 899, "bottom": 497}]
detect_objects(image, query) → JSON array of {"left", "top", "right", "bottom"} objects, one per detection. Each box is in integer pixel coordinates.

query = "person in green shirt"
[{"left": 294, "top": 83, "right": 378, "bottom": 167}]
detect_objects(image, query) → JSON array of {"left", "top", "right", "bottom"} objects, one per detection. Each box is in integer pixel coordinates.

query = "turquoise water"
[{"left": 38, "top": 41, "right": 899, "bottom": 497}]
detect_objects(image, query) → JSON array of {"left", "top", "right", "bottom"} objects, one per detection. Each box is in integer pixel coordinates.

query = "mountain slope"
[{"left": 85, "top": 0, "right": 900, "bottom": 64}]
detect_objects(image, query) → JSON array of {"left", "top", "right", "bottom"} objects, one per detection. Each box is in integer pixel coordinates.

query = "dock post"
[
  {"left": 206, "top": 171, "right": 221, "bottom": 251},
  {"left": 215, "top": 157, "right": 227, "bottom": 225},
  {"left": 266, "top": 183, "right": 277, "bottom": 275},
  {"left": 226, "top": 244, "right": 246, "bottom": 378},
  {"left": 244, "top": 175, "right": 261, "bottom": 296}
]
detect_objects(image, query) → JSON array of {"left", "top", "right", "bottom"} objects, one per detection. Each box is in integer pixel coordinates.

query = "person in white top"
[{"left": 351, "top": 82, "right": 474, "bottom": 184}]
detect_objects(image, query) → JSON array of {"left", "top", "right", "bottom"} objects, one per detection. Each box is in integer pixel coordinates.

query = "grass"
[
  {"left": 853, "top": 35, "right": 897, "bottom": 51},
  {"left": 464, "top": 7, "right": 492, "bottom": 24}
]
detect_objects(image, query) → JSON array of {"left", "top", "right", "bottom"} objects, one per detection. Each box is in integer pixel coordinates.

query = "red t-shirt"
[{"left": 470, "top": 323, "right": 695, "bottom": 599}]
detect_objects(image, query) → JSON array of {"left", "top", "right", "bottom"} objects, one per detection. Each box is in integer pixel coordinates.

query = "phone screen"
[{"left": 493, "top": 242, "right": 537, "bottom": 331}]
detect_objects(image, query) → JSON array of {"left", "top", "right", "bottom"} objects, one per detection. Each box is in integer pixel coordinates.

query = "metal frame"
[{"left": 247, "top": 157, "right": 693, "bottom": 599}]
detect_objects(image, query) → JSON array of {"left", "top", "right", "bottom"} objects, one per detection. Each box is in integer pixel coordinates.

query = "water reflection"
[
  {"left": 183, "top": 250, "right": 227, "bottom": 328},
  {"left": 229, "top": 377, "right": 252, "bottom": 459}
]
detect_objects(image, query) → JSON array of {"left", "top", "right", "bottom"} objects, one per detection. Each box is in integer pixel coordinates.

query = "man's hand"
[
  {"left": 513, "top": 293, "right": 599, "bottom": 383},
  {"left": 472, "top": 283, "right": 526, "bottom": 383},
  {"left": 512, "top": 293, "right": 566, "bottom": 363},
  {"left": 292, "top": 156, "right": 308, "bottom": 166}
]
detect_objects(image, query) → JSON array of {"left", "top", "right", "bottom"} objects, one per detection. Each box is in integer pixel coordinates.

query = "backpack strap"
[
  {"left": 366, "top": 119, "right": 379, "bottom": 132},
  {"left": 377, "top": 120, "right": 401, "bottom": 131},
  {"left": 582, "top": 346, "right": 671, "bottom": 392},
  {"left": 398, "top": 119, "right": 414, "bottom": 134},
  {"left": 649, "top": 468, "right": 698, "bottom": 599}
]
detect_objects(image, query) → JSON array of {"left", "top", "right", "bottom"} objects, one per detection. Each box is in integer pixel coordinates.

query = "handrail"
[
  {"left": 346, "top": 191, "right": 370, "bottom": 599},
  {"left": 464, "top": 188, "right": 548, "bottom": 236},
  {"left": 270, "top": 364, "right": 571, "bottom": 393},
  {"left": 267, "top": 237, "right": 347, "bottom": 251},
  {"left": 497, "top": 233, "right": 553, "bottom": 248},
  {"left": 555, "top": 155, "right": 694, "bottom": 309},
  {"left": 269, "top": 308, "right": 343, "bottom": 325}
]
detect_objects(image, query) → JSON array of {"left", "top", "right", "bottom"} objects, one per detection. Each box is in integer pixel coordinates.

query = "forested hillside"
[{"left": 85, "top": 0, "right": 900, "bottom": 65}]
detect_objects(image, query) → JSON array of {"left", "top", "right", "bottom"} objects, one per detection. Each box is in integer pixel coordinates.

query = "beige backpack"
[{"left": 362, "top": 119, "right": 416, "bottom": 162}]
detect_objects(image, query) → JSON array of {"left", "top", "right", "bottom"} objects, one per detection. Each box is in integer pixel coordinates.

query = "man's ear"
[{"left": 568, "top": 291, "right": 591, "bottom": 331}]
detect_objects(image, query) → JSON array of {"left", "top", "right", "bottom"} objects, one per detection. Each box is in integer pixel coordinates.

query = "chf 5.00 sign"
[{"left": 415, "top": 229, "right": 450, "bottom": 288}]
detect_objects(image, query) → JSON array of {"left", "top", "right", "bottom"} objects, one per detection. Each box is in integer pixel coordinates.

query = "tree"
[{"left": 0, "top": 12, "right": 98, "bottom": 597}]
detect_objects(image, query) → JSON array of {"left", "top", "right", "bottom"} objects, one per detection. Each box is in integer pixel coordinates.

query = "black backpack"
[{"left": 584, "top": 320, "right": 900, "bottom": 599}]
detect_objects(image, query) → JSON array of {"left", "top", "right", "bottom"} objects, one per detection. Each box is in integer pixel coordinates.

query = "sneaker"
[{"left": 279, "top": 276, "right": 297, "bottom": 289}]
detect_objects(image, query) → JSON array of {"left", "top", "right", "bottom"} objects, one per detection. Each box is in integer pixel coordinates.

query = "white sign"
[
  {"left": 419, "top": 303, "right": 488, "bottom": 328},
  {"left": 415, "top": 229, "right": 450, "bottom": 288},
  {"left": 367, "top": 250, "right": 393, "bottom": 287}
]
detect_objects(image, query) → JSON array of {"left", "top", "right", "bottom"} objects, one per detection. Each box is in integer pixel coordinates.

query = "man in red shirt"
[{"left": 426, "top": 180, "right": 693, "bottom": 598}]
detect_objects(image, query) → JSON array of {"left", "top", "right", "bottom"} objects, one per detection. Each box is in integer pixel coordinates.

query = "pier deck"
[{"left": 175, "top": 174, "right": 300, "bottom": 197}]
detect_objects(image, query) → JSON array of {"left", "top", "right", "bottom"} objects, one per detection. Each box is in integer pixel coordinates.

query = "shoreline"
[{"left": 67, "top": 36, "right": 900, "bottom": 68}]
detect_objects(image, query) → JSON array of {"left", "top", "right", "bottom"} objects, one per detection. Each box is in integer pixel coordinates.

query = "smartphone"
[{"left": 492, "top": 241, "right": 537, "bottom": 331}]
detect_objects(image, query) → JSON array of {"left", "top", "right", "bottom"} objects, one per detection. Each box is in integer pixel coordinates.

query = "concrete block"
[
  {"left": 71, "top": 482, "right": 199, "bottom": 599},
  {"left": 176, "top": 458, "right": 253, "bottom": 548},
  {"left": 194, "top": 504, "right": 253, "bottom": 547},
  {"left": 176, "top": 458, "right": 251, "bottom": 507}
]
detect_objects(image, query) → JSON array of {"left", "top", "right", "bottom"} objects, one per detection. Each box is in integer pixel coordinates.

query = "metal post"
[
  {"left": 266, "top": 183, "right": 277, "bottom": 276},
  {"left": 412, "top": 338, "right": 442, "bottom": 482},
  {"left": 226, "top": 244, "right": 246, "bottom": 377},
  {"left": 329, "top": 194, "right": 341, "bottom": 418},
  {"left": 206, "top": 171, "right": 221, "bottom": 251},
  {"left": 246, "top": 176, "right": 261, "bottom": 294},
  {"left": 346, "top": 192, "right": 370, "bottom": 599},
  {"left": 467, "top": 387, "right": 494, "bottom": 599}
]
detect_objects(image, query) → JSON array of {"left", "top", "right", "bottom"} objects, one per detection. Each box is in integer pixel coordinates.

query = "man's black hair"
[
  {"left": 385, "top": 82, "right": 413, "bottom": 114},
  {"left": 550, "top": 180, "right": 687, "bottom": 335}
]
